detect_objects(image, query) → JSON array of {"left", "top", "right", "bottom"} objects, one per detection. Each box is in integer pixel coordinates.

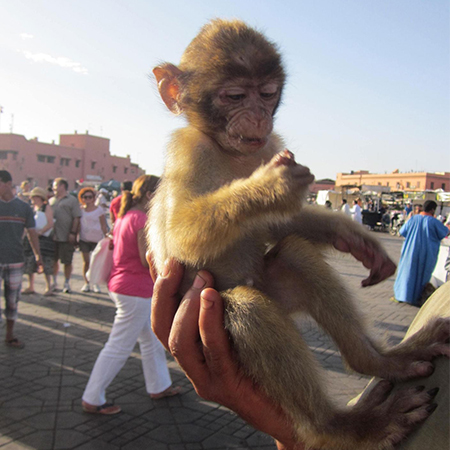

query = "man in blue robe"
[{"left": 394, "top": 200, "right": 449, "bottom": 306}]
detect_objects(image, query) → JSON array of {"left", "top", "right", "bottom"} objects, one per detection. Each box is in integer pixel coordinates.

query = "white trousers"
[{"left": 82, "top": 292, "right": 172, "bottom": 406}]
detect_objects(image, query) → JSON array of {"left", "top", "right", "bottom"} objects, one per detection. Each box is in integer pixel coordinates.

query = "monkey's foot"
[
  {"left": 325, "top": 380, "right": 438, "bottom": 450},
  {"left": 380, "top": 317, "right": 450, "bottom": 381}
]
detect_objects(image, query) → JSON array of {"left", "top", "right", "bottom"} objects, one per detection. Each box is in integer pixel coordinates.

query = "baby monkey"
[{"left": 148, "top": 19, "right": 449, "bottom": 450}]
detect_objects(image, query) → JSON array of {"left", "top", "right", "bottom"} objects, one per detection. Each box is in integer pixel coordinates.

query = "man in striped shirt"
[{"left": 0, "top": 170, "right": 42, "bottom": 349}]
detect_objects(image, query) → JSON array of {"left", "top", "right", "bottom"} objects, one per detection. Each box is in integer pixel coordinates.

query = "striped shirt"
[{"left": 0, "top": 197, "right": 35, "bottom": 264}]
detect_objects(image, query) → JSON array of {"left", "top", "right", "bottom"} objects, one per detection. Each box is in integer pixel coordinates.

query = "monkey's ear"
[{"left": 153, "top": 64, "right": 183, "bottom": 115}]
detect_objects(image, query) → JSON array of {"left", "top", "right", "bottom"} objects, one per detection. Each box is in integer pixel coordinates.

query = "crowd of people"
[
  {"left": 1, "top": 169, "right": 449, "bottom": 448},
  {"left": 0, "top": 171, "right": 180, "bottom": 409}
]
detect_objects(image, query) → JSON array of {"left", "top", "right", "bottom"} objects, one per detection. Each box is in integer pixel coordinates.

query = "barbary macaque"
[{"left": 148, "top": 19, "right": 449, "bottom": 450}]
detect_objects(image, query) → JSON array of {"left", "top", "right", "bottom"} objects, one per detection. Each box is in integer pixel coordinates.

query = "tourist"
[
  {"left": 95, "top": 188, "right": 109, "bottom": 212},
  {"left": 109, "top": 180, "right": 132, "bottom": 225},
  {"left": 406, "top": 204, "right": 421, "bottom": 221},
  {"left": 78, "top": 188, "right": 108, "bottom": 293},
  {"left": 82, "top": 175, "right": 179, "bottom": 415},
  {"left": 17, "top": 180, "right": 31, "bottom": 203},
  {"left": 22, "top": 187, "right": 55, "bottom": 296},
  {"left": 0, "top": 170, "right": 43, "bottom": 349},
  {"left": 50, "top": 178, "right": 81, "bottom": 293}
]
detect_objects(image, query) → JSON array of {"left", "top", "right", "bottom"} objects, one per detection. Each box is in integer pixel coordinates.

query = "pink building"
[
  {"left": 336, "top": 170, "right": 450, "bottom": 191},
  {"left": 309, "top": 178, "right": 335, "bottom": 194},
  {"left": 0, "top": 131, "right": 145, "bottom": 190}
]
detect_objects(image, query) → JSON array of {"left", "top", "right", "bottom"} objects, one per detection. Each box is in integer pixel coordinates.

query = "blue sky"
[{"left": 0, "top": 0, "right": 448, "bottom": 180}]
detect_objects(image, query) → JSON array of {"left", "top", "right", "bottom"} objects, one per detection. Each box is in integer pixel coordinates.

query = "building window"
[
  {"left": 417, "top": 182, "right": 420, "bottom": 188},
  {"left": 124, "top": 167, "right": 128, "bottom": 174},
  {"left": 0, "top": 151, "right": 7, "bottom": 160},
  {"left": 442, "top": 183, "right": 446, "bottom": 190},
  {"left": 37, "top": 154, "right": 46, "bottom": 163},
  {"left": 60, "top": 157, "right": 70, "bottom": 166},
  {"left": 91, "top": 161, "right": 96, "bottom": 169},
  {"left": 112, "top": 165, "right": 117, "bottom": 173},
  {"left": 386, "top": 182, "right": 389, "bottom": 187},
  {"left": 75, "top": 160, "right": 81, "bottom": 168},
  {"left": 47, "top": 156, "right": 55, "bottom": 163},
  {"left": 430, "top": 182, "right": 434, "bottom": 189},
  {"left": 406, "top": 182, "right": 410, "bottom": 188}
]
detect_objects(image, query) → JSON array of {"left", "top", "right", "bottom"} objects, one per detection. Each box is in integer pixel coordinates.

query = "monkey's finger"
[
  {"left": 363, "top": 252, "right": 396, "bottom": 287},
  {"left": 151, "top": 259, "right": 185, "bottom": 349}
]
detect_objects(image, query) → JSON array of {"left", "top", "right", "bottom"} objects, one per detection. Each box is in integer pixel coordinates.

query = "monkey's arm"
[
  {"left": 163, "top": 149, "right": 313, "bottom": 264},
  {"left": 271, "top": 206, "right": 396, "bottom": 286}
]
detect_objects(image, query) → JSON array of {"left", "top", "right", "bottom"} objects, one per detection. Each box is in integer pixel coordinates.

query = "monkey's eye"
[
  {"left": 227, "top": 94, "right": 246, "bottom": 101},
  {"left": 260, "top": 92, "right": 277, "bottom": 99}
]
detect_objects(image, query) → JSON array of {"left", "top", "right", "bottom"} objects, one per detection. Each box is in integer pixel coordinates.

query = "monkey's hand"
[
  {"left": 249, "top": 150, "right": 314, "bottom": 213},
  {"left": 333, "top": 225, "right": 396, "bottom": 287},
  {"left": 265, "top": 149, "right": 314, "bottom": 197}
]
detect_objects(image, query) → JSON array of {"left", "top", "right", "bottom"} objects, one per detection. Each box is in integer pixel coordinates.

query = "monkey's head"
[{"left": 154, "top": 19, "right": 286, "bottom": 155}]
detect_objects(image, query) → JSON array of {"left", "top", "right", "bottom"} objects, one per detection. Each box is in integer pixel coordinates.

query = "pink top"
[{"left": 108, "top": 209, "right": 153, "bottom": 298}]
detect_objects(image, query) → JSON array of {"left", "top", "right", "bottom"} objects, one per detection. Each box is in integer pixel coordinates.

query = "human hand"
[
  {"left": 36, "top": 259, "right": 44, "bottom": 274},
  {"left": 333, "top": 230, "right": 396, "bottom": 287},
  {"left": 68, "top": 233, "right": 77, "bottom": 245},
  {"left": 151, "top": 259, "right": 306, "bottom": 450}
]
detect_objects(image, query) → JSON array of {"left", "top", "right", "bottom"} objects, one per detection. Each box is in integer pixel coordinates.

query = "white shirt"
[
  {"left": 351, "top": 204, "right": 362, "bottom": 224},
  {"left": 80, "top": 207, "right": 105, "bottom": 243},
  {"left": 341, "top": 203, "right": 351, "bottom": 216}
]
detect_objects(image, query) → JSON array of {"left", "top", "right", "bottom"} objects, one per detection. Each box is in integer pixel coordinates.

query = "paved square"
[{"left": 0, "top": 234, "right": 423, "bottom": 449}]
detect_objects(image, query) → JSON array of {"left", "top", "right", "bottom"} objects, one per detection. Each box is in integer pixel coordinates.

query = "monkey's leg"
[
  {"left": 222, "top": 286, "right": 436, "bottom": 450},
  {"left": 262, "top": 235, "right": 445, "bottom": 381}
]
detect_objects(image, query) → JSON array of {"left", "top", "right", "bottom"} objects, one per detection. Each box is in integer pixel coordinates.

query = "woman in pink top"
[{"left": 82, "top": 175, "right": 180, "bottom": 414}]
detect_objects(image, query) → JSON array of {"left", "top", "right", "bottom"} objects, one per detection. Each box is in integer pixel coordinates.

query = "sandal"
[
  {"left": 43, "top": 289, "right": 54, "bottom": 297},
  {"left": 5, "top": 338, "right": 25, "bottom": 349},
  {"left": 82, "top": 401, "right": 121, "bottom": 415},
  {"left": 21, "top": 288, "right": 35, "bottom": 295},
  {"left": 150, "top": 386, "right": 181, "bottom": 399}
]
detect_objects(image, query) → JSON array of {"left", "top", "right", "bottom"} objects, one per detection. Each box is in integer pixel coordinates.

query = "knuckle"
[{"left": 168, "top": 337, "right": 182, "bottom": 359}]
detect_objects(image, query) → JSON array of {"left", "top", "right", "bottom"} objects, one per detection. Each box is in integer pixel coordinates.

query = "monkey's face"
[{"left": 209, "top": 79, "right": 281, "bottom": 155}]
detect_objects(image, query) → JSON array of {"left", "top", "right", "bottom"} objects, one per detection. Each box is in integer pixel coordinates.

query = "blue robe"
[{"left": 394, "top": 214, "right": 448, "bottom": 306}]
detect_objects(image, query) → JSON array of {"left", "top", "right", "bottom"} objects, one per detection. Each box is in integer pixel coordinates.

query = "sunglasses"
[{"left": 82, "top": 195, "right": 94, "bottom": 200}]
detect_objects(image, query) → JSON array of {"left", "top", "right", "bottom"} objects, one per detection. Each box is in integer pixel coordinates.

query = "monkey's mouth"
[{"left": 239, "top": 136, "right": 267, "bottom": 148}]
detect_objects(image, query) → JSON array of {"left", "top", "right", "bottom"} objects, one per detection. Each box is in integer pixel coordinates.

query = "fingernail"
[
  {"left": 201, "top": 290, "right": 215, "bottom": 309},
  {"left": 427, "top": 388, "right": 439, "bottom": 397},
  {"left": 193, "top": 273, "right": 206, "bottom": 289},
  {"left": 426, "top": 403, "right": 438, "bottom": 413},
  {"left": 161, "top": 259, "right": 171, "bottom": 277}
]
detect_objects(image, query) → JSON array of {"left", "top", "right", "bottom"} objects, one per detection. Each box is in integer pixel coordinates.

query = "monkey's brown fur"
[{"left": 149, "top": 19, "right": 449, "bottom": 450}]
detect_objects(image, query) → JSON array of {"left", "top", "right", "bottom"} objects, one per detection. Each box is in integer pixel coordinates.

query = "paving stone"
[
  {"left": 122, "top": 437, "right": 168, "bottom": 450},
  {"left": 72, "top": 439, "right": 120, "bottom": 450},
  {"left": 23, "top": 412, "right": 56, "bottom": 430},
  {"left": 17, "top": 430, "right": 54, "bottom": 449},
  {"left": 54, "top": 430, "right": 90, "bottom": 449}
]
